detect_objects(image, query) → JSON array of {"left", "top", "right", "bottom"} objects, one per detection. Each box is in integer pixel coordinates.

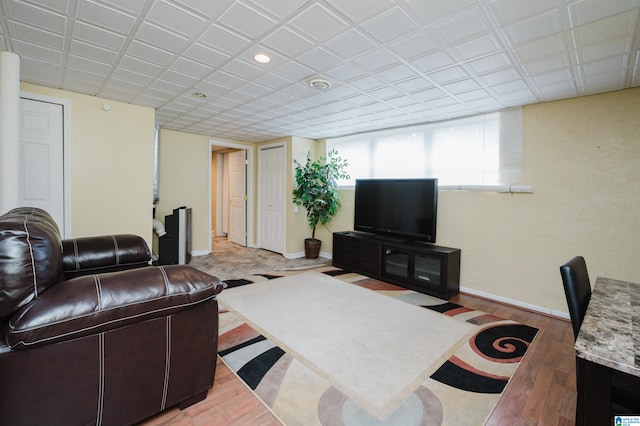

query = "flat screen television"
[{"left": 353, "top": 178, "right": 438, "bottom": 243}]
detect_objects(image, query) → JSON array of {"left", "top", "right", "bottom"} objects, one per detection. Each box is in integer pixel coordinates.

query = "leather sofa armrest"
[
  {"left": 62, "top": 234, "right": 151, "bottom": 280},
  {"left": 7, "top": 265, "right": 223, "bottom": 350}
]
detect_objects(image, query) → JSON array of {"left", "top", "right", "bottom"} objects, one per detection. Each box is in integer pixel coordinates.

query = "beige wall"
[
  {"left": 21, "top": 83, "right": 155, "bottom": 246},
  {"left": 157, "top": 130, "right": 254, "bottom": 254},
  {"left": 287, "top": 136, "right": 318, "bottom": 256},
  {"left": 324, "top": 87, "right": 640, "bottom": 315},
  {"left": 156, "top": 129, "right": 211, "bottom": 254}
]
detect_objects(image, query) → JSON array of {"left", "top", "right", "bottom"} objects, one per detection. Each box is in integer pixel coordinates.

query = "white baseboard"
[
  {"left": 284, "top": 250, "right": 332, "bottom": 260},
  {"left": 191, "top": 249, "right": 210, "bottom": 257},
  {"left": 460, "top": 286, "right": 570, "bottom": 320}
]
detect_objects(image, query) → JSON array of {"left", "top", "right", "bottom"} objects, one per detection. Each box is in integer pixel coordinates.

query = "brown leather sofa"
[{"left": 0, "top": 207, "right": 224, "bottom": 425}]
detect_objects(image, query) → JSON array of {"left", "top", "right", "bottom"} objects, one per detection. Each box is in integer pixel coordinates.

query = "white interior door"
[
  {"left": 259, "top": 145, "right": 285, "bottom": 254},
  {"left": 228, "top": 150, "right": 247, "bottom": 246},
  {"left": 19, "top": 98, "right": 65, "bottom": 233}
]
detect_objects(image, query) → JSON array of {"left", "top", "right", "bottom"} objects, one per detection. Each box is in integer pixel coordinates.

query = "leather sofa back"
[{"left": 0, "top": 208, "right": 63, "bottom": 319}]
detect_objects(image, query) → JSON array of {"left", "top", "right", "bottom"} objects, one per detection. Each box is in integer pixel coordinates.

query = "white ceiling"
[{"left": 1, "top": 0, "right": 638, "bottom": 143}]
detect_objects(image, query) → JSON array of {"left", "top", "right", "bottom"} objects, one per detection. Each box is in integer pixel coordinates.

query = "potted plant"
[{"left": 293, "top": 149, "right": 349, "bottom": 259}]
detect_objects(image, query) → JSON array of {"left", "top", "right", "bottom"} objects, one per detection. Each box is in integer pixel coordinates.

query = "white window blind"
[{"left": 327, "top": 108, "right": 527, "bottom": 192}]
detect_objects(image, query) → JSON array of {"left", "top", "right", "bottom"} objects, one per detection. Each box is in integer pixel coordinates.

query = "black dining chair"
[
  {"left": 559, "top": 256, "right": 592, "bottom": 340},
  {"left": 560, "top": 256, "right": 592, "bottom": 425}
]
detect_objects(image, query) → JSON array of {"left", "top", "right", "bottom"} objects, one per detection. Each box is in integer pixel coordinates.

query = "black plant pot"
[{"left": 304, "top": 238, "right": 321, "bottom": 259}]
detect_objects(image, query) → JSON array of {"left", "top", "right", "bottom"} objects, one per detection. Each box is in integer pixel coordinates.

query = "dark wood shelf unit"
[{"left": 332, "top": 231, "right": 461, "bottom": 299}]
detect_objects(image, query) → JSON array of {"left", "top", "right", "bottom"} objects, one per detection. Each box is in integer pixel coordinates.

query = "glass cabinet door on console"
[
  {"left": 414, "top": 253, "right": 441, "bottom": 285},
  {"left": 383, "top": 247, "right": 410, "bottom": 279}
]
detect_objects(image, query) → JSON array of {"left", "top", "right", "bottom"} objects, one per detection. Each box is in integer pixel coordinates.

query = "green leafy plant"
[{"left": 293, "top": 149, "right": 349, "bottom": 240}]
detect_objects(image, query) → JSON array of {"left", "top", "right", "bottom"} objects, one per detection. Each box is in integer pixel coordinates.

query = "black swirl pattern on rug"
[
  {"left": 430, "top": 359, "right": 508, "bottom": 394},
  {"left": 471, "top": 323, "right": 538, "bottom": 362},
  {"left": 430, "top": 323, "right": 538, "bottom": 394}
]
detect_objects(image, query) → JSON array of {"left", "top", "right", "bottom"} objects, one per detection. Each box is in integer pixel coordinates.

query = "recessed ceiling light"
[
  {"left": 254, "top": 53, "right": 271, "bottom": 64},
  {"left": 193, "top": 92, "right": 207, "bottom": 99}
]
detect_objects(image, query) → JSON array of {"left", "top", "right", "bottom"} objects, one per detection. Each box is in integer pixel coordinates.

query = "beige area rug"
[
  {"left": 217, "top": 266, "right": 539, "bottom": 425},
  {"left": 219, "top": 271, "right": 474, "bottom": 417}
]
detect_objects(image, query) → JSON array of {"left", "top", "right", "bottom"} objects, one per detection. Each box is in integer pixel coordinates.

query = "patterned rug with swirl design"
[{"left": 217, "top": 266, "right": 538, "bottom": 425}]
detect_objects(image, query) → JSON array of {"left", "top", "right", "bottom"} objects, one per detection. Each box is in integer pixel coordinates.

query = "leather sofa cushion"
[
  {"left": 7, "top": 265, "right": 224, "bottom": 350},
  {"left": 62, "top": 234, "right": 151, "bottom": 280},
  {"left": 0, "top": 208, "right": 63, "bottom": 319}
]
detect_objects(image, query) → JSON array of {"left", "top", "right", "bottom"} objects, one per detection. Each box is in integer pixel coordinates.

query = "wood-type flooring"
[{"left": 143, "top": 240, "right": 576, "bottom": 425}]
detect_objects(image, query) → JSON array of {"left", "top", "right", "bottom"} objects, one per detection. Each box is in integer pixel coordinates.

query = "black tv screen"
[{"left": 354, "top": 178, "right": 438, "bottom": 242}]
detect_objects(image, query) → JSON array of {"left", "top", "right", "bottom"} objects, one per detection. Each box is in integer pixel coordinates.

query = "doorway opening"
[{"left": 209, "top": 140, "right": 253, "bottom": 254}]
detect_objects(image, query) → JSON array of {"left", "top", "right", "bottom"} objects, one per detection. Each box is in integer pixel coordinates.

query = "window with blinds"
[{"left": 326, "top": 108, "right": 523, "bottom": 190}]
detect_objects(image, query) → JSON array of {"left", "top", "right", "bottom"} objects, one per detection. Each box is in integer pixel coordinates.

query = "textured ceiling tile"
[
  {"left": 477, "top": 67, "right": 522, "bottom": 85},
  {"left": 8, "top": 20, "right": 64, "bottom": 49},
  {"left": 171, "top": 56, "right": 213, "bottom": 79},
  {"left": 568, "top": 0, "right": 640, "bottom": 26},
  {"left": 353, "top": 49, "right": 398, "bottom": 73},
  {"left": 393, "top": 77, "right": 433, "bottom": 93},
  {"left": 112, "top": 68, "right": 153, "bottom": 87},
  {"left": 148, "top": 0, "right": 208, "bottom": 38},
  {"left": 262, "top": 26, "right": 314, "bottom": 57},
  {"left": 326, "top": 28, "right": 376, "bottom": 59},
  {"left": 173, "top": 0, "right": 225, "bottom": 19},
  {"left": 501, "top": 10, "right": 563, "bottom": 45},
  {"left": 70, "top": 39, "right": 119, "bottom": 63},
  {"left": 137, "top": 22, "right": 189, "bottom": 53},
  {"left": 62, "top": 77, "right": 101, "bottom": 94},
  {"left": 78, "top": 0, "right": 136, "bottom": 35},
  {"left": 183, "top": 43, "right": 228, "bottom": 68},
  {"left": 387, "top": 31, "right": 439, "bottom": 61},
  {"left": 404, "top": 0, "right": 476, "bottom": 25},
  {"left": 222, "top": 58, "right": 267, "bottom": 80},
  {"left": 573, "top": 12, "right": 637, "bottom": 47},
  {"left": 6, "top": 1, "right": 67, "bottom": 34},
  {"left": 377, "top": 64, "right": 420, "bottom": 84},
  {"left": 442, "top": 78, "right": 482, "bottom": 94},
  {"left": 326, "top": 0, "right": 391, "bottom": 22},
  {"left": 199, "top": 23, "right": 252, "bottom": 55},
  {"left": 68, "top": 54, "right": 112, "bottom": 75},
  {"left": 578, "top": 37, "right": 634, "bottom": 63},
  {"left": 427, "top": 65, "right": 470, "bottom": 85},
  {"left": 411, "top": 51, "right": 456, "bottom": 74},
  {"left": 217, "top": 1, "right": 277, "bottom": 40},
  {"left": 431, "top": 8, "right": 493, "bottom": 45},
  {"left": 252, "top": 72, "right": 290, "bottom": 90},
  {"left": 64, "top": 67, "right": 105, "bottom": 85},
  {"left": 21, "top": 0, "right": 70, "bottom": 15},
  {"left": 119, "top": 55, "right": 162, "bottom": 76},
  {"left": 522, "top": 56, "right": 572, "bottom": 76},
  {"left": 513, "top": 33, "right": 568, "bottom": 62},
  {"left": 73, "top": 20, "right": 127, "bottom": 51},
  {"left": 12, "top": 39, "right": 62, "bottom": 63},
  {"left": 467, "top": 52, "right": 513, "bottom": 74},
  {"left": 207, "top": 70, "right": 247, "bottom": 89},
  {"left": 101, "top": 0, "right": 147, "bottom": 15},
  {"left": 288, "top": 3, "right": 348, "bottom": 43},
  {"left": 246, "top": 0, "right": 309, "bottom": 20},
  {"left": 360, "top": 6, "right": 419, "bottom": 44},
  {"left": 451, "top": 33, "right": 504, "bottom": 61},
  {"left": 487, "top": 0, "right": 557, "bottom": 25},
  {"left": 127, "top": 40, "right": 174, "bottom": 66}
]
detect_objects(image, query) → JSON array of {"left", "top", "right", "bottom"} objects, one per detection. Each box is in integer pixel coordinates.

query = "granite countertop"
[{"left": 575, "top": 277, "right": 640, "bottom": 377}]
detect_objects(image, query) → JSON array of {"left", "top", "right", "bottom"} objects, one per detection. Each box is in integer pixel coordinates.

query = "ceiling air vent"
[{"left": 309, "top": 78, "right": 331, "bottom": 90}]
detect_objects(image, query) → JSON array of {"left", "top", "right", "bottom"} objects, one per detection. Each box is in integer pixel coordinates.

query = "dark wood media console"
[{"left": 332, "top": 231, "right": 461, "bottom": 299}]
